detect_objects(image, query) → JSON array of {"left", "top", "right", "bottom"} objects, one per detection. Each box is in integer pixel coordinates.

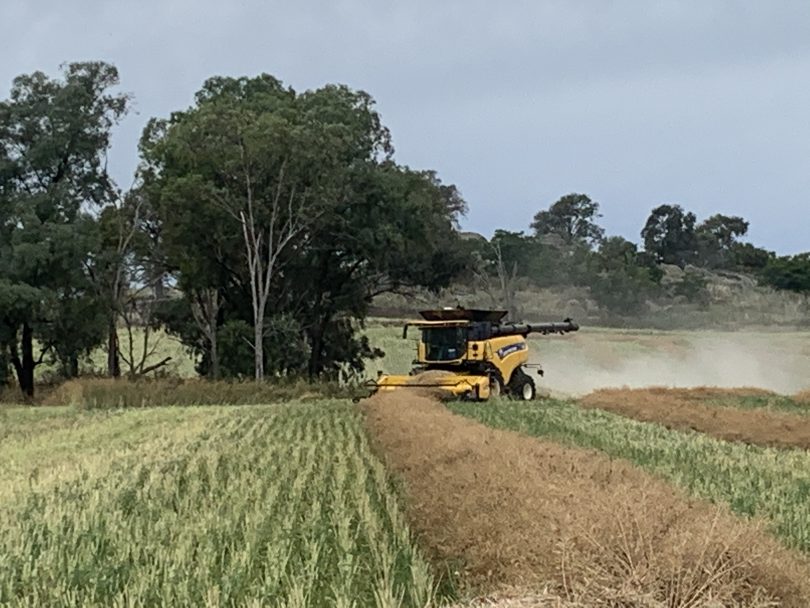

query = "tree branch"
[
  {"left": 34, "top": 344, "right": 53, "bottom": 367},
  {"left": 139, "top": 356, "right": 172, "bottom": 376}
]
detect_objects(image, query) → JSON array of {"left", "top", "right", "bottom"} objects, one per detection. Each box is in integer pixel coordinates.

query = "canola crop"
[{"left": 452, "top": 398, "right": 810, "bottom": 554}]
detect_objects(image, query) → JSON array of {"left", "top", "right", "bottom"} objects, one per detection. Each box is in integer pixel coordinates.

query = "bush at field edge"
[{"left": 43, "top": 378, "right": 355, "bottom": 408}]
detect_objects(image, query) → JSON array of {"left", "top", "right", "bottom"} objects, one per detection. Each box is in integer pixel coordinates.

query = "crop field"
[
  {"left": 579, "top": 387, "right": 810, "bottom": 449},
  {"left": 451, "top": 395, "right": 810, "bottom": 553},
  {"left": 361, "top": 323, "right": 810, "bottom": 604},
  {"left": 367, "top": 391, "right": 810, "bottom": 606},
  {"left": 0, "top": 401, "right": 438, "bottom": 607},
  {"left": 6, "top": 324, "right": 810, "bottom": 606}
]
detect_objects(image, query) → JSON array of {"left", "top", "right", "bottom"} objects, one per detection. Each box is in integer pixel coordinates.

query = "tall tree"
[
  {"left": 286, "top": 163, "right": 468, "bottom": 378},
  {"left": 641, "top": 204, "right": 698, "bottom": 268},
  {"left": 0, "top": 62, "right": 129, "bottom": 395},
  {"left": 695, "top": 214, "right": 749, "bottom": 269},
  {"left": 89, "top": 188, "right": 144, "bottom": 377},
  {"left": 531, "top": 193, "right": 605, "bottom": 247},
  {"left": 472, "top": 234, "right": 522, "bottom": 320},
  {"left": 140, "top": 76, "right": 319, "bottom": 380},
  {"left": 141, "top": 75, "right": 466, "bottom": 380}
]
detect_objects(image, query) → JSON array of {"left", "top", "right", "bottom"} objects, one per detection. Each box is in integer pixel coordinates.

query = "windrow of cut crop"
[
  {"left": 580, "top": 387, "right": 810, "bottom": 449},
  {"left": 363, "top": 391, "right": 810, "bottom": 607},
  {"left": 451, "top": 398, "right": 810, "bottom": 554}
]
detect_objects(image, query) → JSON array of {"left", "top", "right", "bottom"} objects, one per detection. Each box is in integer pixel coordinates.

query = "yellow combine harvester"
[{"left": 369, "top": 308, "right": 579, "bottom": 401}]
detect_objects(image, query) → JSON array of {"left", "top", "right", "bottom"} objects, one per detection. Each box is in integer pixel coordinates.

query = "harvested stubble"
[
  {"left": 449, "top": 589, "right": 581, "bottom": 607},
  {"left": 581, "top": 388, "right": 810, "bottom": 449},
  {"left": 363, "top": 391, "right": 810, "bottom": 607}
]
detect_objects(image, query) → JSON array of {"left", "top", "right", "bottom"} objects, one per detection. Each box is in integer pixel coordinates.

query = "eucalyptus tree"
[
  {"left": 141, "top": 75, "right": 466, "bottom": 380},
  {"left": 0, "top": 62, "right": 129, "bottom": 395}
]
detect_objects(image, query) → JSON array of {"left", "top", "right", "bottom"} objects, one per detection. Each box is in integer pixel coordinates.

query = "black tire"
[
  {"left": 508, "top": 368, "right": 536, "bottom": 401},
  {"left": 489, "top": 373, "right": 505, "bottom": 399}
]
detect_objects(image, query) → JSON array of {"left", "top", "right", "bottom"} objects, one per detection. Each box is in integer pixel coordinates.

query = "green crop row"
[
  {"left": 451, "top": 399, "right": 810, "bottom": 554},
  {"left": 707, "top": 393, "right": 810, "bottom": 415},
  {"left": 0, "top": 401, "right": 442, "bottom": 607}
]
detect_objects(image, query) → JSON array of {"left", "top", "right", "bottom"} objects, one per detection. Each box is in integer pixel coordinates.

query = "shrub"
[{"left": 44, "top": 378, "right": 355, "bottom": 409}]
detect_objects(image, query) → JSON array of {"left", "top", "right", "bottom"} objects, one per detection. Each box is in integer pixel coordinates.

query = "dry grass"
[
  {"left": 795, "top": 390, "right": 810, "bottom": 405},
  {"left": 40, "top": 377, "right": 351, "bottom": 408},
  {"left": 451, "top": 590, "right": 580, "bottom": 607},
  {"left": 581, "top": 388, "right": 810, "bottom": 450},
  {"left": 363, "top": 391, "right": 810, "bottom": 607},
  {"left": 649, "top": 387, "right": 777, "bottom": 399}
]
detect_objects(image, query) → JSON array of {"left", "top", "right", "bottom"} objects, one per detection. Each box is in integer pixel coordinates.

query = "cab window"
[{"left": 422, "top": 327, "right": 466, "bottom": 361}]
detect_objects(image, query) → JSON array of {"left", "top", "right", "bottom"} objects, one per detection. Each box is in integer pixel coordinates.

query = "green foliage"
[
  {"left": 483, "top": 231, "right": 544, "bottom": 284},
  {"left": 761, "top": 254, "right": 810, "bottom": 294},
  {"left": 531, "top": 192, "right": 605, "bottom": 247},
  {"left": 733, "top": 242, "right": 772, "bottom": 271},
  {"left": 696, "top": 214, "right": 749, "bottom": 269},
  {"left": 141, "top": 74, "right": 466, "bottom": 380},
  {"left": 215, "top": 316, "right": 310, "bottom": 379},
  {"left": 0, "top": 402, "right": 444, "bottom": 606},
  {"left": 0, "top": 62, "right": 129, "bottom": 395},
  {"left": 452, "top": 399, "right": 810, "bottom": 554},
  {"left": 215, "top": 320, "right": 255, "bottom": 379},
  {"left": 642, "top": 204, "right": 699, "bottom": 267},
  {"left": 482, "top": 229, "right": 596, "bottom": 291},
  {"left": 590, "top": 237, "right": 660, "bottom": 314}
]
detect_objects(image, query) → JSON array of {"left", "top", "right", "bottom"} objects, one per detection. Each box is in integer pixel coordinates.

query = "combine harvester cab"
[{"left": 370, "top": 308, "right": 578, "bottom": 402}]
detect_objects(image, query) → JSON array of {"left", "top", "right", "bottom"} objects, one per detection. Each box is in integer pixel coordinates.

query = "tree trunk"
[
  {"left": 9, "top": 343, "right": 23, "bottom": 395},
  {"left": 307, "top": 330, "right": 323, "bottom": 379},
  {"left": 153, "top": 272, "right": 165, "bottom": 301},
  {"left": 107, "top": 318, "right": 120, "bottom": 378},
  {"left": 68, "top": 355, "right": 79, "bottom": 379},
  {"left": 191, "top": 289, "right": 221, "bottom": 380},
  {"left": 307, "top": 310, "right": 334, "bottom": 380},
  {"left": 254, "top": 310, "right": 264, "bottom": 381},
  {"left": 19, "top": 323, "right": 35, "bottom": 397},
  {"left": 210, "top": 328, "right": 219, "bottom": 380}
]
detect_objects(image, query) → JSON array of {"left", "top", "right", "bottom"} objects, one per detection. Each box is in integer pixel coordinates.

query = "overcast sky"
[{"left": 3, "top": 1, "right": 809, "bottom": 253}]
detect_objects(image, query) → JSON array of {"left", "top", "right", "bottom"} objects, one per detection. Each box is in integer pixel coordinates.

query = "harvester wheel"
[
  {"left": 489, "top": 373, "right": 505, "bottom": 399},
  {"left": 508, "top": 368, "right": 536, "bottom": 401}
]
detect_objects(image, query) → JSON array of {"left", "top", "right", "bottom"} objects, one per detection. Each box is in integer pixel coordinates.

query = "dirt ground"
[
  {"left": 362, "top": 391, "right": 810, "bottom": 607},
  {"left": 580, "top": 388, "right": 810, "bottom": 450}
]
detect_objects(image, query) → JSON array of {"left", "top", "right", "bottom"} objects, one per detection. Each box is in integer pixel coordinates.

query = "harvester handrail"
[{"left": 402, "top": 319, "right": 468, "bottom": 338}]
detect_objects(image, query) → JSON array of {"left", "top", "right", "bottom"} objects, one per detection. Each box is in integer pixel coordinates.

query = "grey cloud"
[{"left": 3, "top": 0, "right": 809, "bottom": 252}]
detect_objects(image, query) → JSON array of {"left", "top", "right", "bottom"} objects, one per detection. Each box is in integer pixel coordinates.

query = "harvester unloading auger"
[{"left": 367, "top": 308, "right": 579, "bottom": 401}]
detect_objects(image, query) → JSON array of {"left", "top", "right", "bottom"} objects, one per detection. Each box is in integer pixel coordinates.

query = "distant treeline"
[
  {"left": 466, "top": 193, "right": 810, "bottom": 321},
  {"left": 0, "top": 62, "right": 807, "bottom": 396}
]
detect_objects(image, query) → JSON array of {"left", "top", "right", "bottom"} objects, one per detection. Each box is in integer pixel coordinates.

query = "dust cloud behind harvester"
[{"left": 529, "top": 329, "right": 810, "bottom": 396}]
